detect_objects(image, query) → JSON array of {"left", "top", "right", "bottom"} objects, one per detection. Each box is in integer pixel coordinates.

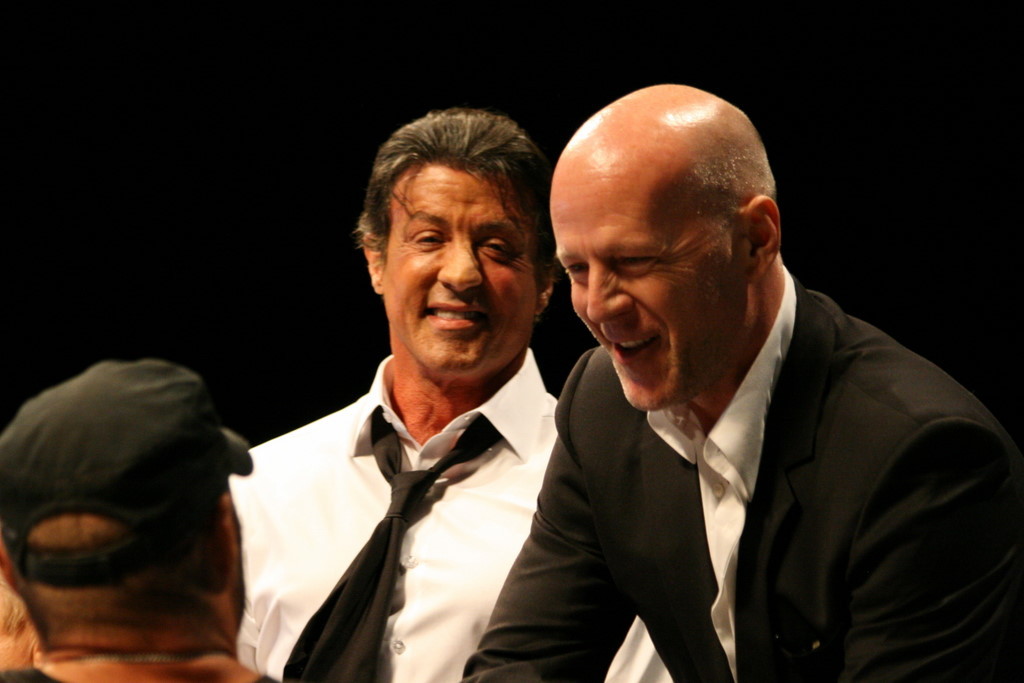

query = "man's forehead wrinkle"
[
  {"left": 390, "top": 177, "right": 519, "bottom": 226},
  {"left": 498, "top": 218, "right": 531, "bottom": 239},
  {"left": 398, "top": 205, "right": 527, "bottom": 241},
  {"left": 405, "top": 210, "right": 450, "bottom": 229}
]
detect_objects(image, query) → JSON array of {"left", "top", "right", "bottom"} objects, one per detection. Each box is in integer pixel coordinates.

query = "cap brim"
[{"left": 222, "top": 427, "right": 253, "bottom": 476}]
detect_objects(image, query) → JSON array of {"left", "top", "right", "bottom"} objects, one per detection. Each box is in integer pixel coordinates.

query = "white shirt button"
[
  {"left": 392, "top": 639, "right": 406, "bottom": 654},
  {"left": 712, "top": 482, "right": 726, "bottom": 498},
  {"left": 401, "top": 555, "right": 418, "bottom": 569}
]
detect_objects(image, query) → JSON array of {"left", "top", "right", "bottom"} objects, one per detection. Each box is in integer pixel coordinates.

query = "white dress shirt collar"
[
  {"left": 356, "top": 349, "right": 549, "bottom": 465},
  {"left": 649, "top": 268, "right": 797, "bottom": 500}
]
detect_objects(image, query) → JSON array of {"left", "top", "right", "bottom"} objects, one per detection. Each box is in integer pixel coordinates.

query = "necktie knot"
[
  {"left": 286, "top": 406, "right": 503, "bottom": 681},
  {"left": 386, "top": 470, "right": 437, "bottom": 519}
]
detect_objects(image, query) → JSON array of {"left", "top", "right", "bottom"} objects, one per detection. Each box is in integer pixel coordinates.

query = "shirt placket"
[{"left": 704, "top": 439, "right": 745, "bottom": 682}]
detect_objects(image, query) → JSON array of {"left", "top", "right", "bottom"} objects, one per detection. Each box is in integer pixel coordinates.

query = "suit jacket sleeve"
[
  {"left": 837, "top": 417, "right": 1024, "bottom": 681},
  {"left": 464, "top": 348, "right": 636, "bottom": 682},
  {"left": 754, "top": 288, "right": 1024, "bottom": 682}
]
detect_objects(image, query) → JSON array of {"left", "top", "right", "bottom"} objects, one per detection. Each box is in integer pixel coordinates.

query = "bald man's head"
[
  {"left": 557, "top": 84, "right": 775, "bottom": 223},
  {"left": 552, "top": 84, "right": 785, "bottom": 422}
]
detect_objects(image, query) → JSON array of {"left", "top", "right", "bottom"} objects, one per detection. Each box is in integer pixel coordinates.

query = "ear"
[
  {"left": 535, "top": 276, "right": 554, "bottom": 317},
  {"left": 738, "top": 195, "right": 781, "bottom": 278},
  {"left": 364, "top": 246, "right": 385, "bottom": 295},
  {"left": 203, "top": 493, "right": 238, "bottom": 593}
]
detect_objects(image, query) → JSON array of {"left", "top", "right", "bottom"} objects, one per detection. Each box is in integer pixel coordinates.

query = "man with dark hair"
[
  {"left": 466, "top": 85, "right": 1024, "bottom": 681},
  {"left": 232, "top": 107, "right": 668, "bottom": 682},
  {"left": 355, "top": 106, "right": 555, "bottom": 273},
  {"left": 0, "top": 359, "right": 276, "bottom": 683}
]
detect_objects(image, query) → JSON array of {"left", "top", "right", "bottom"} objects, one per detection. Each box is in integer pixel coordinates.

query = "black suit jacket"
[{"left": 466, "top": 284, "right": 1024, "bottom": 681}]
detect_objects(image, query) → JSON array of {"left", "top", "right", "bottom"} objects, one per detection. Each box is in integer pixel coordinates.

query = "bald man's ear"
[
  {"left": 364, "top": 247, "right": 385, "bottom": 295},
  {"left": 738, "top": 195, "right": 781, "bottom": 278}
]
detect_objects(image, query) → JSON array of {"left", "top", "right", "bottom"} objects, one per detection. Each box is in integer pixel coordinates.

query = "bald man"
[{"left": 465, "top": 85, "right": 1024, "bottom": 682}]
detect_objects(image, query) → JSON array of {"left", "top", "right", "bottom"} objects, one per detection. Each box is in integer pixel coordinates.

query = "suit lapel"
[
  {"left": 734, "top": 282, "right": 836, "bottom": 681},
  {"left": 640, "top": 422, "right": 734, "bottom": 682},
  {"left": 573, "top": 349, "right": 732, "bottom": 681}
]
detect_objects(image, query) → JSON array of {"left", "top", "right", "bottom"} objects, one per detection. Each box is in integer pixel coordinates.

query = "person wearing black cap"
[{"left": 0, "top": 359, "right": 280, "bottom": 683}]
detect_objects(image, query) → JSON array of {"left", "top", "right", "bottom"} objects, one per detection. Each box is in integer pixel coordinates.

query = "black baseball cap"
[{"left": 0, "top": 359, "right": 252, "bottom": 586}]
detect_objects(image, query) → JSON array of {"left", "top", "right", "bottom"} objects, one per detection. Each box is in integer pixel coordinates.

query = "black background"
[{"left": 7, "top": 7, "right": 1020, "bottom": 447}]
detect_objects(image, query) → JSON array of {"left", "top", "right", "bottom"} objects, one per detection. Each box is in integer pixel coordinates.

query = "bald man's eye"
[
  {"left": 618, "top": 257, "right": 654, "bottom": 272},
  {"left": 564, "top": 263, "right": 588, "bottom": 284}
]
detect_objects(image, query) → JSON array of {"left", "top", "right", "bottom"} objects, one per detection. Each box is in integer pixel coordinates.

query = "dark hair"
[{"left": 355, "top": 107, "right": 556, "bottom": 281}]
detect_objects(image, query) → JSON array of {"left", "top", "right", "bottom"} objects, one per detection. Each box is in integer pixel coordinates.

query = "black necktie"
[{"left": 285, "top": 407, "right": 502, "bottom": 682}]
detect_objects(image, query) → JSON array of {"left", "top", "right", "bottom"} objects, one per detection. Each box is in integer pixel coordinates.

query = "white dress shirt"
[
  {"left": 648, "top": 270, "right": 796, "bottom": 681},
  {"left": 232, "top": 350, "right": 669, "bottom": 682}
]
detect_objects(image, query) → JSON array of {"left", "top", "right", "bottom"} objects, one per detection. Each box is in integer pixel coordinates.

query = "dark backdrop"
[{"left": 8, "top": 7, "right": 1020, "bottom": 447}]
